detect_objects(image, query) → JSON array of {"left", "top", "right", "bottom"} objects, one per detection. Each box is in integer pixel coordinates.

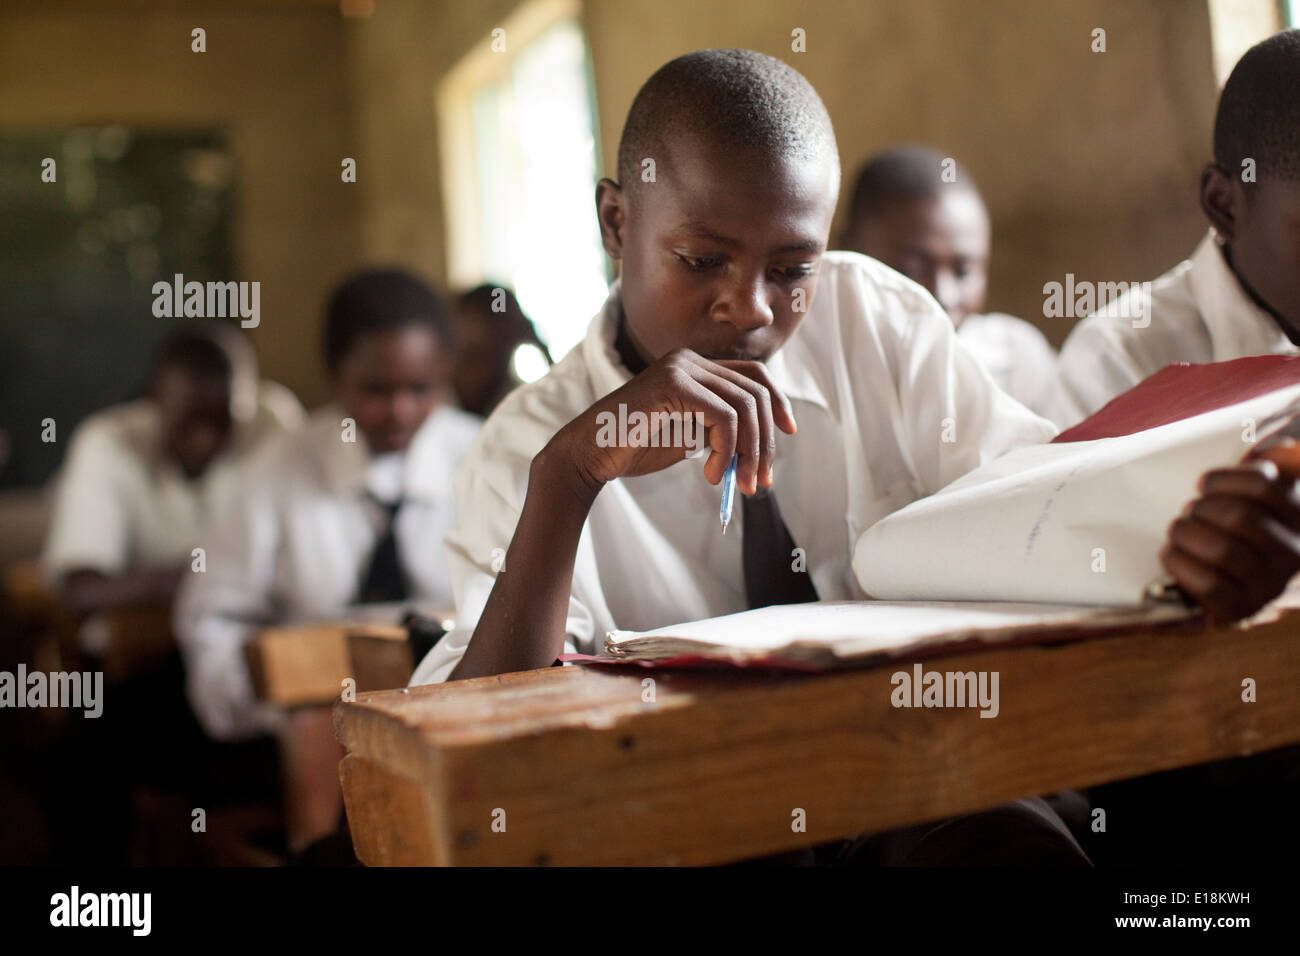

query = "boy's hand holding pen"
[{"left": 548, "top": 348, "right": 796, "bottom": 504}]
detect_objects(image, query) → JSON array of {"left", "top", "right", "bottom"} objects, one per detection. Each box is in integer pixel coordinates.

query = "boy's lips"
[{"left": 702, "top": 345, "right": 768, "bottom": 362}]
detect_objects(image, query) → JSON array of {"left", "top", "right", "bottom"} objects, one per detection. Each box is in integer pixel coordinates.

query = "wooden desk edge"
[{"left": 336, "top": 612, "right": 1300, "bottom": 865}]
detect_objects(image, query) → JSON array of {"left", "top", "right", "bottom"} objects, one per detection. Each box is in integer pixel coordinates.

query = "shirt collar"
[
  {"left": 1190, "top": 230, "right": 1297, "bottom": 358},
  {"left": 316, "top": 403, "right": 455, "bottom": 505},
  {"left": 580, "top": 279, "right": 831, "bottom": 412}
]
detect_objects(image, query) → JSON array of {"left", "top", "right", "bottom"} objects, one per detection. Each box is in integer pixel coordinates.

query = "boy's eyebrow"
[
  {"left": 677, "top": 218, "right": 825, "bottom": 255},
  {"left": 771, "top": 238, "right": 826, "bottom": 254},
  {"left": 677, "top": 219, "right": 742, "bottom": 247}
]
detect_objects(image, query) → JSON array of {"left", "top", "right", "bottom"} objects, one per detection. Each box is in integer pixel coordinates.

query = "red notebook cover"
[{"left": 1053, "top": 354, "right": 1300, "bottom": 444}]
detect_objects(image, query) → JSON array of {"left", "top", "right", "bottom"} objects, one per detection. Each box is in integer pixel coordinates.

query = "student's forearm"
[
  {"left": 60, "top": 568, "right": 182, "bottom": 617},
  {"left": 449, "top": 442, "right": 601, "bottom": 680}
]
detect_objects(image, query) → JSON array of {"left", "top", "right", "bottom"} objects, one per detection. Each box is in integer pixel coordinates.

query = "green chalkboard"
[{"left": 0, "top": 127, "right": 234, "bottom": 488}]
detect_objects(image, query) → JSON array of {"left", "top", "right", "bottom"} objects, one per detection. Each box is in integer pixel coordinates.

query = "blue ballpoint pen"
[{"left": 720, "top": 453, "right": 738, "bottom": 534}]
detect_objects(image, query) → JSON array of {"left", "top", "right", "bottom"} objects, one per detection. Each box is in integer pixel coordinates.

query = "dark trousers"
[{"left": 1085, "top": 744, "right": 1300, "bottom": 867}]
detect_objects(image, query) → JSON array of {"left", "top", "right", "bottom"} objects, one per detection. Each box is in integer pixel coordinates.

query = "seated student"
[
  {"left": 410, "top": 49, "right": 1300, "bottom": 864},
  {"left": 1055, "top": 29, "right": 1300, "bottom": 426},
  {"left": 451, "top": 284, "right": 554, "bottom": 417},
  {"left": 175, "top": 268, "right": 480, "bottom": 742},
  {"left": 839, "top": 145, "right": 1059, "bottom": 418},
  {"left": 42, "top": 320, "right": 302, "bottom": 617},
  {"left": 37, "top": 320, "right": 300, "bottom": 864}
]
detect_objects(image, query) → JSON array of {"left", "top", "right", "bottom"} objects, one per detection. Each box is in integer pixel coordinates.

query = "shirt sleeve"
[
  {"left": 172, "top": 449, "right": 287, "bottom": 741},
  {"left": 891, "top": 289, "right": 1059, "bottom": 496},
  {"left": 41, "top": 420, "right": 133, "bottom": 583},
  {"left": 1052, "top": 318, "right": 1149, "bottom": 428},
  {"left": 1008, "top": 319, "right": 1061, "bottom": 421}
]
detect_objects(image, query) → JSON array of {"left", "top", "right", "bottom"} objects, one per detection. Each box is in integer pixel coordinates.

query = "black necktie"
[
  {"left": 357, "top": 494, "right": 410, "bottom": 604},
  {"left": 741, "top": 487, "right": 820, "bottom": 609}
]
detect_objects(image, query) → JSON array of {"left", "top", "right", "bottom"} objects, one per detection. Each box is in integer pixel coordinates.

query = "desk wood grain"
[{"left": 335, "top": 612, "right": 1300, "bottom": 865}]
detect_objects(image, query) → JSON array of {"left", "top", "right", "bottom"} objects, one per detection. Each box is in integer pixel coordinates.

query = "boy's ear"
[
  {"left": 595, "top": 178, "right": 627, "bottom": 260},
  {"left": 1200, "top": 163, "right": 1240, "bottom": 242}
]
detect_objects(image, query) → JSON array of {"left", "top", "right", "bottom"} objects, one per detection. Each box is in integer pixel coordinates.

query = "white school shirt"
[
  {"left": 41, "top": 382, "right": 304, "bottom": 583},
  {"left": 174, "top": 402, "right": 481, "bottom": 740},
  {"left": 1053, "top": 232, "right": 1300, "bottom": 427},
  {"left": 957, "top": 312, "right": 1059, "bottom": 420},
  {"left": 410, "top": 251, "right": 1058, "bottom": 685}
]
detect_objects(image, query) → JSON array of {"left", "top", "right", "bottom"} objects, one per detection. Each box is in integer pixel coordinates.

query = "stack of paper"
[{"left": 603, "top": 599, "right": 1194, "bottom": 668}]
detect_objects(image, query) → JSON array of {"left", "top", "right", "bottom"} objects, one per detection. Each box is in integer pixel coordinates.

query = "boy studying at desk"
[
  {"left": 176, "top": 269, "right": 479, "bottom": 743},
  {"left": 411, "top": 49, "right": 1300, "bottom": 864}
]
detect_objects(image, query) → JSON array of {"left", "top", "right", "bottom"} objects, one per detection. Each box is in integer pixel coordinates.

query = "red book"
[{"left": 1054, "top": 354, "right": 1300, "bottom": 444}]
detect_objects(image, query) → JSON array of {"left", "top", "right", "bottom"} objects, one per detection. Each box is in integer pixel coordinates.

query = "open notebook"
[
  {"left": 595, "top": 356, "right": 1300, "bottom": 669},
  {"left": 853, "top": 355, "right": 1300, "bottom": 606},
  {"left": 601, "top": 599, "right": 1196, "bottom": 668}
]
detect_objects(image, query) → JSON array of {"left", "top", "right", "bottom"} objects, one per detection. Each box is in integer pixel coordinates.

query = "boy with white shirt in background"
[
  {"left": 1051, "top": 28, "right": 1300, "bottom": 868},
  {"left": 839, "top": 145, "right": 1059, "bottom": 419},
  {"left": 38, "top": 320, "right": 302, "bottom": 864},
  {"left": 175, "top": 269, "right": 480, "bottom": 744},
  {"left": 42, "top": 321, "right": 302, "bottom": 616},
  {"left": 1054, "top": 29, "right": 1300, "bottom": 426},
  {"left": 411, "top": 49, "right": 1300, "bottom": 865}
]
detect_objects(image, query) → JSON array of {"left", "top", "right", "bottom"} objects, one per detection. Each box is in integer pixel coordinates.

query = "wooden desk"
[
  {"left": 334, "top": 611, "right": 1300, "bottom": 866},
  {"left": 245, "top": 620, "right": 425, "bottom": 854},
  {"left": 246, "top": 623, "right": 413, "bottom": 706}
]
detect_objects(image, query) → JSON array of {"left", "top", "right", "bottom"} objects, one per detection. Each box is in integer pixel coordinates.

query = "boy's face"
[
  {"left": 600, "top": 130, "right": 839, "bottom": 366},
  {"left": 845, "top": 189, "right": 990, "bottom": 328},
  {"left": 1229, "top": 177, "right": 1300, "bottom": 330},
  {"left": 334, "top": 325, "right": 447, "bottom": 453},
  {"left": 155, "top": 366, "right": 233, "bottom": 479}
]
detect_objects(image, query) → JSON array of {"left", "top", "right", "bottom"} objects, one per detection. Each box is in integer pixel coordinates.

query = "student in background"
[
  {"left": 840, "top": 145, "right": 1059, "bottom": 419},
  {"left": 451, "top": 283, "right": 553, "bottom": 417},
  {"left": 175, "top": 268, "right": 479, "bottom": 743},
  {"left": 41, "top": 321, "right": 302, "bottom": 616},
  {"left": 1054, "top": 29, "right": 1300, "bottom": 426},
  {"left": 37, "top": 320, "right": 301, "bottom": 864}
]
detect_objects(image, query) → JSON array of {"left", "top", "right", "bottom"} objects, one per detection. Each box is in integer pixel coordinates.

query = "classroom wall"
[
  {"left": 0, "top": 0, "right": 1251, "bottom": 427},
  {"left": 344, "top": 0, "right": 523, "bottom": 287},
  {"left": 580, "top": 0, "right": 1220, "bottom": 345},
  {"left": 0, "top": 3, "right": 361, "bottom": 408},
  {"left": 1, "top": 0, "right": 1230, "bottom": 406},
  {"left": 344, "top": 0, "right": 1227, "bottom": 346}
]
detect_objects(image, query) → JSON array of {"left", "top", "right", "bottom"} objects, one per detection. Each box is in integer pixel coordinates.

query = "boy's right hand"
[{"left": 550, "top": 348, "right": 797, "bottom": 498}]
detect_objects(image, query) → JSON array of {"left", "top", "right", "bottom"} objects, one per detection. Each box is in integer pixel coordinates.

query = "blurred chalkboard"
[{"left": 0, "top": 127, "right": 234, "bottom": 488}]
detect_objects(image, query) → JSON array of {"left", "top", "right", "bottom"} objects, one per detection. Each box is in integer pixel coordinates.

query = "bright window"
[{"left": 438, "top": 0, "right": 609, "bottom": 361}]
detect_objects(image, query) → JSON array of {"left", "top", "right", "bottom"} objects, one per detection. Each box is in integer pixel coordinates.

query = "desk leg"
[{"left": 279, "top": 705, "right": 345, "bottom": 855}]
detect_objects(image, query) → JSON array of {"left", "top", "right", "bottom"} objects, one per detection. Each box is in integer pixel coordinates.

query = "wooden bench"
[{"left": 334, "top": 610, "right": 1300, "bottom": 865}]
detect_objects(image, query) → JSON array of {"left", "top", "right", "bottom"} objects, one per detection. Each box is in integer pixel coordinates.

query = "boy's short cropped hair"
[
  {"left": 616, "top": 48, "right": 839, "bottom": 199},
  {"left": 323, "top": 267, "right": 450, "bottom": 372},
  {"left": 1213, "top": 28, "right": 1300, "bottom": 183}
]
